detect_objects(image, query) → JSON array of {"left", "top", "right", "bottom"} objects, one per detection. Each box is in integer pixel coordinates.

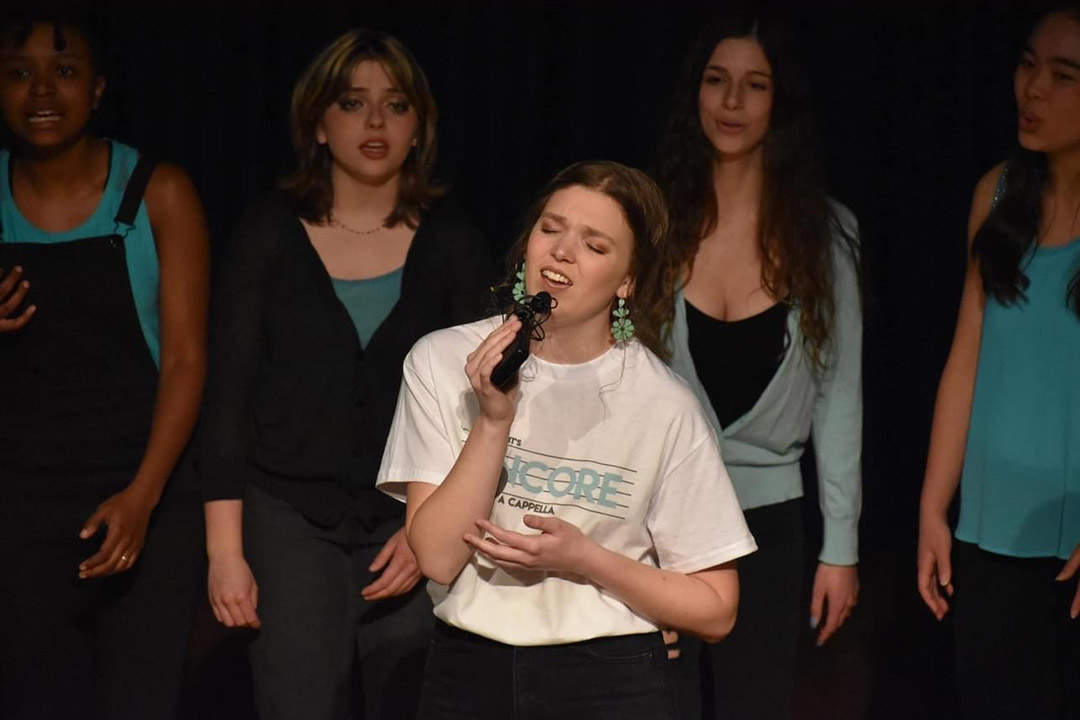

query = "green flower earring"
[
  {"left": 512, "top": 262, "right": 526, "bottom": 302},
  {"left": 611, "top": 298, "right": 635, "bottom": 342}
]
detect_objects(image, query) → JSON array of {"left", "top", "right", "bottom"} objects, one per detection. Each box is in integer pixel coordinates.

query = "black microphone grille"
[{"left": 530, "top": 292, "right": 553, "bottom": 313}]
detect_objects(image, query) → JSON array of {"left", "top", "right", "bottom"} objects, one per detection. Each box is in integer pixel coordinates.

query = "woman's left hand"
[
  {"left": 78, "top": 483, "right": 159, "bottom": 579},
  {"left": 464, "top": 515, "right": 591, "bottom": 575},
  {"left": 810, "top": 562, "right": 859, "bottom": 646},
  {"left": 1056, "top": 542, "right": 1080, "bottom": 620}
]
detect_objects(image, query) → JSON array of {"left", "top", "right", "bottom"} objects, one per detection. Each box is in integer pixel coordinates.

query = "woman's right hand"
[
  {"left": 917, "top": 514, "right": 954, "bottom": 621},
  {"left": 208, "top": 554, "right": 261, "bottom": 629},
  {"left": 464, "top": 315, "right": 523, "bottom": 425},
  {"left": 0, "top": 266, "right": 35, "bottom": 332}
]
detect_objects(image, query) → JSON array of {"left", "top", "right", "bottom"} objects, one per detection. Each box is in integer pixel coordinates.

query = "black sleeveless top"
[{"left": 685, "top": 299, "right": 789, "bottom": 429}]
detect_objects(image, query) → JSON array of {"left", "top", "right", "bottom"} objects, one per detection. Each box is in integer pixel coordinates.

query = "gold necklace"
[{"left": 328, "top": 213, "right": 386, "bottom": 235}]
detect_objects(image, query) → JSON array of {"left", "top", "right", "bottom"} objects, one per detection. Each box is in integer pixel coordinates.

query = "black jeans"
[
  {"left": 418, "top": 620, "right": 678, "bottom": 720},
  {"left": 244, "top": 483, "right": 433, "bottom": 720},
  {"left": 953, "top": 541, "right": 1080, "bottom": 720},
  {"left": 673, "top": 499, "right": 805, "bottom": 720}
]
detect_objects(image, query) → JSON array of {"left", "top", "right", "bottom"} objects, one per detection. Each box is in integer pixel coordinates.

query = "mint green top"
[
  {"left": 330, "top": 266, "right": 404, "bottom": 348},
  {"left": 0, "top": 141, "right": 161, "bottom": 366},
  {"left": 667, "top": 201, "right": 863, "bottom": 566},
  {"left": 956, "top": 238, "right": 1080, "bottom": 560}
]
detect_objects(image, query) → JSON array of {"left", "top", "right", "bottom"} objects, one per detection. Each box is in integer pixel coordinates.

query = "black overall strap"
[{"left": 114, "top": 154, "right": 158, "bottom": 230}]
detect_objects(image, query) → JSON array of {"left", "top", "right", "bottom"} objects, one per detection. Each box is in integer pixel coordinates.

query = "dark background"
[{"left": 33, "top": 1, "right": 1063, "bottom": 717}]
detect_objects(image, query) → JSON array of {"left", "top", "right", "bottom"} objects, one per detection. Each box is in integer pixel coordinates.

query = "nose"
[
  {"left": 722, "top": 80, "right": 742, "bottom": 110},
  {"left": 1021, "top": 63, "right": 1050, "bottom": 101},
  {"left": 550, "top": 232, "right": 575, "bottom": 262},
  {"left": 30, "top": 71, "right": 56, "bottom": 97},
  {"left": 365, "top": 103, "right": 385, "bottom": 129}
]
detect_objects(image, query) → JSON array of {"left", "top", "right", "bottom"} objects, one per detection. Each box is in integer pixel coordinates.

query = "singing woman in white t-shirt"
[{"left": 377, "top": 160, "right": 757, "bottom": 720}]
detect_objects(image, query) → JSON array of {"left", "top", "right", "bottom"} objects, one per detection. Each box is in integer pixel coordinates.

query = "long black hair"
[{"left": 971, "top": 2, "right": 1080, "bottom": 317}]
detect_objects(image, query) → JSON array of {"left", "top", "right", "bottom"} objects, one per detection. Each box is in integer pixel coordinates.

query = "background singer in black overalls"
[{"left": 0, "top": 12, "right": 209, "bottom": 720}]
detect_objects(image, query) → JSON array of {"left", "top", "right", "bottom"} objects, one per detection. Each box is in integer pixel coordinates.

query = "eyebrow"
[
  {"left": 542, "top": 212, "right": 616, "bottom": 243},
  {"left": 1051, "top": 56, "right": 1080, "bottom": 71},
  {"left": 704, "top": 64, "right": 772, "bottom": 78},
  {"left": 0, "top": 51, "right": 83, "bottom": 60},
  {"left": 347, "top": 85, "right": 405, "bottom": 94},
  {"left": 1023, "top": 45, "right": 1080, "bottom": 72}
]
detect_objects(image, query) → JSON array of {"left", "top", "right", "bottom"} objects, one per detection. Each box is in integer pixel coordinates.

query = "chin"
[
  {"left": 1017, "top": 132, "right": 1074, "bottom": 154},
  {"left": 15, "top": 130, "right": 80, "bottom": 152},
  {"left": 709, "top": 135, "right": 766, "bottom": 161}
]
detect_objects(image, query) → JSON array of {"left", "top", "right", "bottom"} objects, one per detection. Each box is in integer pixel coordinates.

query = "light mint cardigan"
[{"left": 667, "top": 203, "right": 862, "bottom": 566}]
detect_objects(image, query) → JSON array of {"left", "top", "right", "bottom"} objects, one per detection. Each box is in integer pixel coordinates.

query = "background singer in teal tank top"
[{"left": 917, "top": 6, "right": 1080, "bottom": 717}]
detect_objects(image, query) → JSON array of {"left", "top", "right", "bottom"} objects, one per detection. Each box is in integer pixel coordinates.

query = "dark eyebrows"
[
  {"left": 1021, "top": 43, "right": 1080, "bottom": 72},
  {"left": 703, "top": 64, "right": 772, "bottom": 78},
  {"left": 1051, "top": 56, "right": 1080, "bottom": 72}
]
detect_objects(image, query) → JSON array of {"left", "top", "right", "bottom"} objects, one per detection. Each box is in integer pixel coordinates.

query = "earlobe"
[
  {"left": 92, "top": 77, "right": 106, "bottom": 110},
  {"left": 316, "top": 125, "right": 327, "bottom": 145}
]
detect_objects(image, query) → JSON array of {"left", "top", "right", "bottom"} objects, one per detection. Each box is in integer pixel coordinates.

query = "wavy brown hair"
[
  {"left": 495, "top": 160, "right": 677, "bottom": 360},
  {"left": 656, "top": 9, "right": 857, "bottom": 369},
  {"left": 281, "top": 28, "right": 442, "bottom": 228}
]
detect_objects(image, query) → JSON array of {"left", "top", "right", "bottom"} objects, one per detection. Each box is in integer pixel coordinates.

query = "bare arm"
[
  {"left": 468, "top": 515, "right": 740, "bottom": 642},
  {"left": 405, "top": 316, "right": 523, "bottom": 585},
  {"left": 917, "top": 164, "right": 1000, "bottom": 618},
  {"left": 575, "top": 549, "right": 738, "bottom": 642},
  {"left": 79, "top": 163, "right": 209, "bottom": 578},
  {"left": 134, "top": 164, "right": 210, "bottom": 496}
]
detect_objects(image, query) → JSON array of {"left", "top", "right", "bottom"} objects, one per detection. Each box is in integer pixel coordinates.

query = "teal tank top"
[
  {"left": 0, "top": 141, "right": 161, "bottom": 366},
  {"left": 956, "top": 236, "right": 1080, "bottom": 559},
  {"left": 331, "top": 266, "right": 404, "bottom": 347}
]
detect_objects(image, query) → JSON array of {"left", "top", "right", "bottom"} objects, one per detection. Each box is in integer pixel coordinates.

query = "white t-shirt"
[{"left": 377, "top": 316, "right": 757, "bottom": 646}]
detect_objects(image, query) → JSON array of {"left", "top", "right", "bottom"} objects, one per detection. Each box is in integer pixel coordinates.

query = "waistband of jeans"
[{"left": 433, "top": 619, "right": 662, "bottom": 651}]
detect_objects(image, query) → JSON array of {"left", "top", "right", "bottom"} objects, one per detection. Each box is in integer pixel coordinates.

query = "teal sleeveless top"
[
  {"left": 956, "top": 195, "right": 1080, "bottom": 559},
  {"left": 330, "top": 266, "right": 403, "bottom": 348},
  {"left": 0, "top": 141, "right": 161, "bottom": 366}
]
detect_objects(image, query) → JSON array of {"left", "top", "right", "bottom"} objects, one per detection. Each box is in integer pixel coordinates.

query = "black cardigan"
[{"left": 198, "top": 193, "right": 493, "bottom": 529}]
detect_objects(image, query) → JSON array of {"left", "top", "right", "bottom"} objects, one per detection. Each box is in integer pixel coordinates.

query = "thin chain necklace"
[{"left": 328, "top": 212, "right": 386, "bottom": 236}]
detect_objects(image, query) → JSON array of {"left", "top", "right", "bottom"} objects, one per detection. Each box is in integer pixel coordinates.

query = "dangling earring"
[
  {"left": 512, "top": 262, "right": 527, "bottom": 302},
  {"left": 611, "top": 298, "right": 634, "bottom": 341}
]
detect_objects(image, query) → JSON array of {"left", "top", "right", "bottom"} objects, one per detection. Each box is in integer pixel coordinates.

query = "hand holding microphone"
[{"left": 490, "top": 291, "right": 554, "bottom": 390}]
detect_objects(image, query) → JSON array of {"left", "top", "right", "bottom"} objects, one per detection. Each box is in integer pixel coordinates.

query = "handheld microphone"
[{"left": 490, "top": 291, "right": 554, "bottom": 390}]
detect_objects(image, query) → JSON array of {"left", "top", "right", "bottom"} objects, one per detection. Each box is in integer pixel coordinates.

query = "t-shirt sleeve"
[
  {"left": 376, "top": 335, "right": 459, "bottom": 501},
  {"left": 647, "top": 415, "right": 757, "bottom": 574}
]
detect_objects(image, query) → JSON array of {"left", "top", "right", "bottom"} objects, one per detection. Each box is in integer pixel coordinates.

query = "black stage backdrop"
[{"left": 5, "top": 1, "right": 1061, "bottom": 717}]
